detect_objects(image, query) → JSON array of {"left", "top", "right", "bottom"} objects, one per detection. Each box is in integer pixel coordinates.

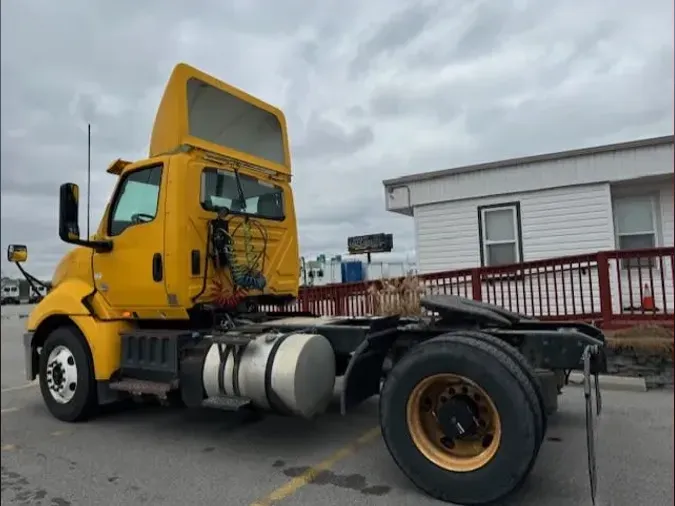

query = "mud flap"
[
  {"left": 340, "top": 328, "right": 399, "bottom": 415},
  {"left": 583, "top": 344, "right": 603, "bottom": 505}
]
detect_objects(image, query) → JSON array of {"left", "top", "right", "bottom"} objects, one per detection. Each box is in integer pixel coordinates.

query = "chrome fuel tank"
[{"left": 202, "top": 332, "right": 336, "bottom": 419}]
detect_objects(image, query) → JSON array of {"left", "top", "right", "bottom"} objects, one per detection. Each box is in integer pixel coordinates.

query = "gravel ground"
[{"left": 2, "top": 305, "right": 673, "bottom": 506}]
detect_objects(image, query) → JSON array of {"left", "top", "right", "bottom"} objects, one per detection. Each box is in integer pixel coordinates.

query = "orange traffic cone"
[{"left": 641, "top": 284, "right": 654, "bottom": 311}]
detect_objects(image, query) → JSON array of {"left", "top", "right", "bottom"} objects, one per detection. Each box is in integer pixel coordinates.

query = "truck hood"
[{"left": 51, "top": 246, "right": 93, "bottom": 289}]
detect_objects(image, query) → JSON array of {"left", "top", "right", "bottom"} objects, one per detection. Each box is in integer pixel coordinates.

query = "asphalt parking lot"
[{"left": 2, "top": 304, "right": 674, "bottom": 506}]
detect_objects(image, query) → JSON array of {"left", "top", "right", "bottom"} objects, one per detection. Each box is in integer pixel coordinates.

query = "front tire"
[
  {"left": 39, "top": 326, "right": 98, "bottom": 422},
  {"left": 380, "top": 335, "right": 539, "bottom": 505}
]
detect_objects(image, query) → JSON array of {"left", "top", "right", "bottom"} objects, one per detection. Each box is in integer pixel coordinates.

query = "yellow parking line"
[
  {"left": 250, "top": 426, "right": 382, "bottom": 506},
  {"left": 1, "top": 380, "right": 38, "bottom": 394}
]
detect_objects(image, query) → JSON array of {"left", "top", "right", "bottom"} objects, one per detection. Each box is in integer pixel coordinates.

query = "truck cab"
[
  {"left": 50, "top": 63, "right": 300, "bottom": 321},
  {"left": 14, "top": 63, "right": 302, "bottom": 385}
]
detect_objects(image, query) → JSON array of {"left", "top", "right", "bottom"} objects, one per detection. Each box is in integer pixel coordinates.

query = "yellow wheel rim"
[{"left": 406, "top": 373, "right": 502, "bottom": 472}]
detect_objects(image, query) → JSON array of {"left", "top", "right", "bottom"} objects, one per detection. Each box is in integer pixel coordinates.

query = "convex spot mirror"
[
  {"left": 7, "top": 244, "right": 27, "bottom": 263},
  {"left": 59, "top": 182, "right": 80, "bottom": 242}
]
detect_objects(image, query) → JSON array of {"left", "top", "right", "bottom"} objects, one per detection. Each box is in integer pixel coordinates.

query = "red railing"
[{"left": 261, "top": 247, "right": 675, "bottom": 329}]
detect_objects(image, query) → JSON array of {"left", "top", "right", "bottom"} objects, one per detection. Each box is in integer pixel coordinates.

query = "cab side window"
[{"left": 108, "top": 165, "right": 163, "bottom": 236}]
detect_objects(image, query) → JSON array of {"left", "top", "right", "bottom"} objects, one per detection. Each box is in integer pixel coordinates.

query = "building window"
[
  {"left": 478, "top": 202, "right": 523, "bottom": 267},
  {"left": 613, "top": 195, "right": 658, "bottom": 268}
]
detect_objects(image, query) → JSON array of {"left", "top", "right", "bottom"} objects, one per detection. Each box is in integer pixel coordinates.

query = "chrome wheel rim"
[{"left": 46, "top": 345, "right": 78, "bottom": 404}]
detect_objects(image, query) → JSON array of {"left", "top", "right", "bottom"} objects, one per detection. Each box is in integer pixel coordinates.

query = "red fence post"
[
  {"left": 335, "top": 289, "right": 344, "bottom": 316},
  {"left": 596, "top": 252, "right": 612, "bottom": 327},
  {"left": 300, "top": 287, "right": 309, "bottom": 312},
  {"left": 471, "top": 269, "right": 482, "bottom": 301}
]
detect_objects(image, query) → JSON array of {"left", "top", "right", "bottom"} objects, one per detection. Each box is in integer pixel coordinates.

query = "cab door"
[{"left": 92, "top": 162, "right": 168, "bottom": 311}]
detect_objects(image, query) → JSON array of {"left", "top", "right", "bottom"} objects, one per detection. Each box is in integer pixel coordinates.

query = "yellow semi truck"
[{"left": 8, "top": 63, "right": 605, "bottom": 505}]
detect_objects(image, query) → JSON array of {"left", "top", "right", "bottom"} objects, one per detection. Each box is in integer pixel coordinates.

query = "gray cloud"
[
  {"left": 1, "top": 0, "right": 673, "bottom": 279},
  {"left": 349, "top": 0, "right": 442, "bottom": 78},
  {"left": 293, "top": 112, "right": 375, "bottom": 159}
]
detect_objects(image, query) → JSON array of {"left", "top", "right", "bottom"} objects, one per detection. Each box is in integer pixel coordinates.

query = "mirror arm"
[
  {"left": 14, "top": 263, "right": 48, "bottom": 292},
  {"left": 66, "top": 237, "right": 113, "bottom": 253},
  {"left": 89, "top": 240, "right": 113, "bottom": 253}
]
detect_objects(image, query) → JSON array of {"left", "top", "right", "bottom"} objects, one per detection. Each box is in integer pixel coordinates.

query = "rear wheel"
[
  {"left": 435, "top": 330, "right": 547, "bottom": 444},
  {"left": 407, "top": 372, "right": 502, "bottom": 472},
  {"left": 380, "top": 335, "right": 539, "bottom": 505},
  {"left": 39, "top": 326, "right": 98, "bottom": 422}
]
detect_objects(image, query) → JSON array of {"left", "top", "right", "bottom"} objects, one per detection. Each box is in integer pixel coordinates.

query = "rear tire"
[
  {"left": 39, "top": 326, "right": 98, "bottom": 422},
  {"left": 380, "top": 335, "right": 539, "bottom": 505}
]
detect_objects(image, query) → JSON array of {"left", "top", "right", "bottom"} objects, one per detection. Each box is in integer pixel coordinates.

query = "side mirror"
[
  {"left": 59, "top": 183, "right": 81, "bottom": 242},
  {"left": 56, "top": 182, "right": 112, "bottom": 252},
  {"left": 7, "top": 244, "right": 28, "bottom": 263}
]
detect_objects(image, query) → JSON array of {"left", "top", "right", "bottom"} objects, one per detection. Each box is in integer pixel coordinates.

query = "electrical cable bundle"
[
  {"left": 211, "top": 217, "right": 268, "bottom": 292},
  {"left": 209, "top": 276, "right": 248, "bottom": 308},
  {"left": 193, "top": 207, "right": 271, "bottom": 309},
  {"left": 226, "top": 218, "right": 268, "bottom": 291}
]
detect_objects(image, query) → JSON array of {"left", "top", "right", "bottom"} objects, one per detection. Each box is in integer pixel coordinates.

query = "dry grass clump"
[
  {"left": 608, "top": 323, "right": 674, "bottom": 340},
  {"left": 367, "top": 276, "right": 673, "bottom": 357},
  {"left": 605, "top": 324, "right": 674, "bottom": 355},
  {"left": 368, "top": 274, "right": 426, "bottom": 316}
]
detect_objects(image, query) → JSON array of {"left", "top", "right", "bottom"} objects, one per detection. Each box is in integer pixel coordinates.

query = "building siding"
[
  {"left": 411, "top": 178, "right": 674, "bottom": 319},
  {"left": 414, "top": 183, "right": 614, "bottom": 274},
  {"left": 660, "top": 183, "right": 674, "bottom": 247},
  {"left": 414, "top": 183, "right": 615, "bottom": 319},
  {"left": 387, "top": 142, "right": 673, "bottom": 213}
]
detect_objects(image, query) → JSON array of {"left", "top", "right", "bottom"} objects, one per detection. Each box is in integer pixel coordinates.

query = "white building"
[
  {"left": 382, "top": 135, "right": 674, "bottom": 317},
  {"left": 300, "top": 257, "right": 418, "bottom": 287}
]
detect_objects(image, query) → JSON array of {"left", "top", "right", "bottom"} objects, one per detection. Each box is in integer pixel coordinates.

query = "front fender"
[
  {"left": 25, "top": 279, "right": 132, "bottom": 381},
  {"left": 26, "top": 279, "right": 94, "bottom": 331}
]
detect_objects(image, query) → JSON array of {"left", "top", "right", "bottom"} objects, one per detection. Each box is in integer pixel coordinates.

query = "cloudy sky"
[{"left": 1, "top": 0, "right": 673, "bottom": 280}]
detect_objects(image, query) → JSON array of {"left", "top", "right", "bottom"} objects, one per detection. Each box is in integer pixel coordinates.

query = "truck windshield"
[{"left": 200, "top": 168, "right": 284, "bottom": 220}]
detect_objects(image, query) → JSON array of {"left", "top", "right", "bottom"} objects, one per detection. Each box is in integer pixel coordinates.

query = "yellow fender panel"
[
  {"left": 70, "top": 316, "right": 132, "bottom": 380},
  {"left": 26, "top": 279, "right": 94, "bottom": 331},
  {"left": 27, "top": 279, "right": 132, "bottom": 380}
]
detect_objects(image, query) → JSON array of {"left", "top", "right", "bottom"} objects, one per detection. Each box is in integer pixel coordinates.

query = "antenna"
[{"left": 87, "top": 123, "right": 92, "bottom": 239}]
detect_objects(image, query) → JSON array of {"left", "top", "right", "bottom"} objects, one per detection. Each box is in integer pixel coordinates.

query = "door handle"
[{"left": 152, "top": 253, "right": 163, "bottom": 282}]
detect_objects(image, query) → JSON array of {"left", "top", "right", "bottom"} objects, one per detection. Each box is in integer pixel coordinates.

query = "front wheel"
[
  {"left": 39, "top": 326, "right": 98, "bottom": 422},
  {"left": 379, "top": 335, "right": 540, "bottom": 505}
]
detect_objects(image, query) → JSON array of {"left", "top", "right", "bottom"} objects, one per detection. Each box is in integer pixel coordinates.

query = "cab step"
[
  {"left": 201, "top": 395, "right": 252, "bottom": 411},
  {"left": 109, "top": 378, "right": 177, "bottom": 397}
]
